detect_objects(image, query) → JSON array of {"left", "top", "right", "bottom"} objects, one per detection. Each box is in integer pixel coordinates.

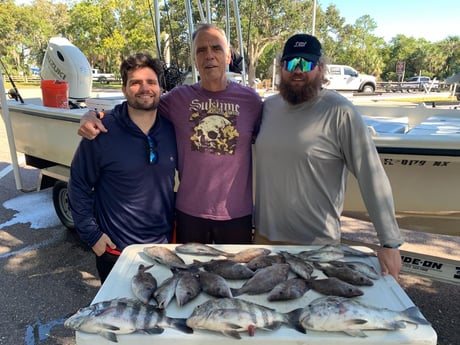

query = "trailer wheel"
[{"left": 53, "top": 181, "right": 75, "bottom": 229}]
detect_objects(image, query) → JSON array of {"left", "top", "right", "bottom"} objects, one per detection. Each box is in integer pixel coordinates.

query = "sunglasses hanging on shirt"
[{"left": 146, "top": 135, "right": 158, "bottom": 165}]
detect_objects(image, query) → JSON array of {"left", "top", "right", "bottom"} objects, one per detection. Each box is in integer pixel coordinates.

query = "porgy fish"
[
  {"left": 153, "top": 274, "right": 180, "bottom": 309},
  {"left": 175, "top": 243, "right": 233, "bottom": 257},
  {"left": 186, "top": 297, "right": 305, "bottom": 339},
  {"left": 246, "top": 254, "right": 285, "bottom": 270},
  {"left": 175, "top": 271, "right": 201, "bottom": 307},
  {"left": 299, "top": 296, "right": 430, "bottom": 337},
  {"left": 231, "top": 263, "right": 290, "bottom": 296},
  {"left": 131, "top": 264, "right": 157, "bottom": 304},
  {"left": 319, "top": 265, "right": 374, "bottom": 286},
  {"left": 64, "top": 298, "right": 193, "bottom": 342},
  {"left": 143, "top": 246, "right": 188, "bottom": 269},
  {"left": 297, "top": 245, "right": 344, "bottom": 262},
  {"left": 198, "top": 271, "right": 233, "bottom": 298},
  {"left": 345, "top": 261, "right": 379, "bottom": 280},
  {"left": 199, "top": 259, "right": 255, "bottom": 280},
  {"left": 230, "top": 247, "right": 271, "bottom": 263},
  {"left": 267, "top": 278, "right": 310, "bottom": 301},
  {"left": 307, "top": 277, "right": 364, "bottom": 297},
  {"left": 279, "top": 251, "right": 314, "bottom": 280}
]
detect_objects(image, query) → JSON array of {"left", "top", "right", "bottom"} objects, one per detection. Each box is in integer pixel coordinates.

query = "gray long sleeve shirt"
[{"left": 255, "top": 89, "right": 403, "bottom": 247}]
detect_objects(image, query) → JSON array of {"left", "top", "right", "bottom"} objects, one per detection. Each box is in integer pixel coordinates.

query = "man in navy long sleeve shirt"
[{"left": 69, "top": 53, "right": 177, "bottom": 283}]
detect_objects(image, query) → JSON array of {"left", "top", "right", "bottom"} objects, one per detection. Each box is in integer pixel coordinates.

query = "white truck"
[
  {"left": 324, "top": 64, "right": 376, "bottom": 93},
  {"left": 91, "top": 68, "right": 116, "bottom": 84}
]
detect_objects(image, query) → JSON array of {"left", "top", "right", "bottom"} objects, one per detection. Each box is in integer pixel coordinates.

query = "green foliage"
[{"left": 0, "top": 0, "right": 459, "bottom": 83}]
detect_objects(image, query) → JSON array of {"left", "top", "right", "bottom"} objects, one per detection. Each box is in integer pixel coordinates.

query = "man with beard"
[
  {"left": 254, "top": 34, "right": 403, "bottom": 281},
  {"left": 68, "top": 53, "right": 177, "bottom": 283}
]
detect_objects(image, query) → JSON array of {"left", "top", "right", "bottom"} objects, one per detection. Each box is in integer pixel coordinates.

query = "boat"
[{"left": 343, "top": 104, "right": 460, "bottom": 236}]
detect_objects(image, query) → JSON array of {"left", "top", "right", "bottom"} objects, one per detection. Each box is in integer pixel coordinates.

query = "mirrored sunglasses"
[{"left": 284, "top": 57, "right": 316, "bottom": 72}]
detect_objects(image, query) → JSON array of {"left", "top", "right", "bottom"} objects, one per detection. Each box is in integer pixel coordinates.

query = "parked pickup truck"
[
  {"left": 324, "top": 64, "right": 376, "bottom": 93},
  {"left": 91, "top": 68, "right": 116, "bottom": 84}
]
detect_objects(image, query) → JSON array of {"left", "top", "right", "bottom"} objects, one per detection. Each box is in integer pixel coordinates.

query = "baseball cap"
[{"left": 281, "top": 34, "right": 322, "bottom": 63}]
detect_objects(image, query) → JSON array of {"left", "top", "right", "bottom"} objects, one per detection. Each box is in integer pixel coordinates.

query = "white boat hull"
[{"left": 344, "top": 105, "right": 460, "bottom": 235}]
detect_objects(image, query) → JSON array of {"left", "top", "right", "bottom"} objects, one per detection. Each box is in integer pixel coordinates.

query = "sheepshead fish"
[
  {"left": 230, "top": 247, "right": 271, "bottom": 263},
  {"left": 153, "top": 274, "right": 180, "bottom": 309},
  {"left": 131, "top": 264, "right": 157, "bottom": 304},
  {"left": 198, "top": 271, "right": 233, "bottom": 298},
  {"left": 143, "top": 246, "right": 188, "bottom": 269},
  {"left": 299, "top": 296, "right": 430, "bottom": 337},
  {"left": 175, "top": 243, "right": 233, "bottom": 257},
  {"left": 307, "top": 277, "right": 364, "bottom": 297},
  {"left": 267, "top": 278, "right": 310, "bottom": 301},
  {"left": 198, "top": 259, "right": 255, "bottom": 280},
  {"left": 64, "top": 298, "right": 193, "bottom": 342},
  {"left": 231, "top": 263, "right": 290, "bottom": 297},
  {"left": 186, "top": 297, "right": 305, "bottom": 339}
]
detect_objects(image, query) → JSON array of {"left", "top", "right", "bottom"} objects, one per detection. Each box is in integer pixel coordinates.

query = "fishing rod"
[{"left": 0, "top": 58, "right": 24, "bottom": 104}]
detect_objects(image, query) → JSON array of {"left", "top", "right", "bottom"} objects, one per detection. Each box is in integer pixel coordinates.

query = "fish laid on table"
[
  {"left": 307, "top": 277, "right": 364, "bottom": 297},
  {"left": 198, "top": 259, "right": 255, "bottom": 280},
  {"left": 230, "top": 247, "right": 272, "bottom": 263},
  {"left": 153, "top": 274, "right": 181, "bottom": 309},
  {"left": 186, "top": 297, "right": 305, "bottom": 339},
  {"left": 297, "top": 245, "right": 344, "bottom": 262},
  {"left": 175, "top": 243, "right": 233, "bottom": 257},
  {"left": 279, "top": 251, "right": 315, "bottom": 280},
  {"left": 64, "top": 298, "right": 193, "bottom": 342},
  {"left": 267, "top": 277, "right": 310, "bottom": 301},
  {"left": 143, "top": 245, "right": 188, "bottom": 269},
  {"left": 246, "top": 254, "right": 286, "bottom": 270},
  {"left": 299, "top": 296, "right": 430, "bottom": 337},
  {"left": 329, "top": 260, "right": 380, "bottom": 280},
  {"left": 175, "top": 270, "right": 201, "bottom": 307},
  {"left": 131, "top": 264, "right": 157, "bottom": 304},
  {"left": 231, "top": 263, "right": 290, "bottom": 297},
  {"left": 198, "top": 270, "right": 233, "bottom": 298},
  {"left": 317, "top": 264, "right": 374, "bottom": 286}
]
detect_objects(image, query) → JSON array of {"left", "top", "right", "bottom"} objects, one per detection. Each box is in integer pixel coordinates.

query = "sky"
[{"left": 322, "top": 0, "right": 459, "bottom": 42}]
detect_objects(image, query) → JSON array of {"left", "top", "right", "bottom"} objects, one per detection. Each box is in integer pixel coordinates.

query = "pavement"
[{"left": 0, "top": 87, "right": 459, "bottom": 345}]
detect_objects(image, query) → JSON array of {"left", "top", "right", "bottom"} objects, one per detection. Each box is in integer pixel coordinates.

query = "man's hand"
[
  {"left": 92, "top": 233, "right": 116, "bottom": 256},
  {"left": 78, "top": 110, "right": 108, "bottom": 139},
  {"left": 377, "top": 247, "right": 402, "bottom": 282}
]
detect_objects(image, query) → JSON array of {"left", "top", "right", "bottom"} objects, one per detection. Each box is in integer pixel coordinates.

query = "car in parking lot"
[{"left": 400, "top": 76, "right": 439, "bottom": 91}]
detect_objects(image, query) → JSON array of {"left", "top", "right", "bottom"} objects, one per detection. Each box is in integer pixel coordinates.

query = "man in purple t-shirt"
[{"left": 78, "top": 24, "right": 262, "bottom": 244}]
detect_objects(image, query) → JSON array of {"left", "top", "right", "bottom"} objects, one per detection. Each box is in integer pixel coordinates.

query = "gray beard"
[{"left": 279, "top": 73, "right": 323, "bottom": 105}]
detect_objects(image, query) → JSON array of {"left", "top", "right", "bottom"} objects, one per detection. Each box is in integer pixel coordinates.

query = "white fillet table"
[{"left": 76, "top": 244, "right": 437, "bottom": 345}]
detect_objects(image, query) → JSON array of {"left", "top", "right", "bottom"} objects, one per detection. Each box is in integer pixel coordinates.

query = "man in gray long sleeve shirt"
[{"left": 254, "top": 33, "right": 403, "bottom": 280}]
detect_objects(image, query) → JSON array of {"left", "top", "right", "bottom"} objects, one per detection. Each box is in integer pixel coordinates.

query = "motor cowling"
[{"left": 40, "top": 37, "right": 92, "bottom": 101}]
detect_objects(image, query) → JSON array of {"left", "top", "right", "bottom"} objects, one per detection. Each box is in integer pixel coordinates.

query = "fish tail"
[
  {"left": 285, "top": 308, "right": 306, "bottom": 334},
  {"left": 402, "top": 306, "right": 431, "bottom": 325},
  {"left": 170, "top": 317, "right": 194, "bottom": 334}
]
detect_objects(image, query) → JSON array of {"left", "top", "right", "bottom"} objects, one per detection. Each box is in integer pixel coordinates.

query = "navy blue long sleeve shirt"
[{"left": 69, "top": 102, "right": 177, "bottom": 251}]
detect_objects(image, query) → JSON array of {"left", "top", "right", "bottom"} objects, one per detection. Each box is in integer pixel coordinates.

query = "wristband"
[{"left": 383, "top": 243, "right": 402, "bottom": 249}]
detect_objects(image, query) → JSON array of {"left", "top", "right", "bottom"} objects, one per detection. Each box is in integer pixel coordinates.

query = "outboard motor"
[{"left": 40, "top": 37, "right": 92, "bottom": 105}]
